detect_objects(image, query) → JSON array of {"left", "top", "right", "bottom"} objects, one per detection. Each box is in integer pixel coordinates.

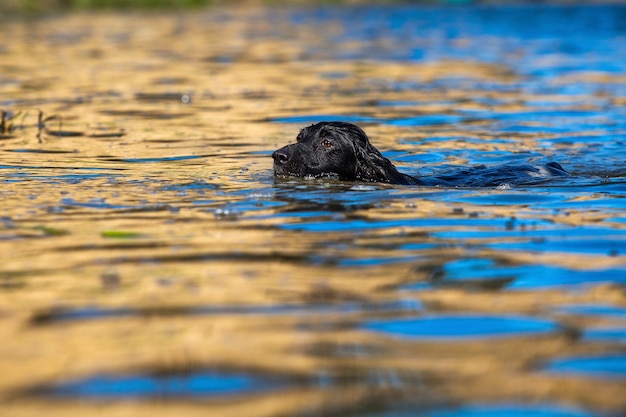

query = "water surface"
[{"left": 1, "top": 4, "right": 626, "bottom": 417}]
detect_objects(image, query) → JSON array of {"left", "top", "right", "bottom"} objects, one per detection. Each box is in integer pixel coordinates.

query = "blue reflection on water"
[
  {"left": 546, "top": 355, "right": 626, "bottom": 379},
  {"left": 433, "top": 226, "right": 626, "bottom": 257},
  {"left": 363, "top": 315, "right": 559, "bottom": 340},
  {"left": 114, "top": 155, "right": 206, "bottom": 163},
  {"left": 584, "top": 328, "right": 626, "bottom": 344},
  {"left": 272, "top": 115, "right": 376, "bottom": 124},
  {"left": 36, "top": 299, "right": 423, "bottom": 324},
  {"left": 405, "top": 258, "right": 626, "bottom": 290},
  {"left": 557, "top": 305, "right": 626, "bottom": 318},
  {"left": 419, "top": 404, "right": 595, "bottom": 417},
  {"left": 280, "top": 217, "right": 511, "bottom": 233},
  {"left": 43, "top": 371, "right": 281, "bottom": 398}
]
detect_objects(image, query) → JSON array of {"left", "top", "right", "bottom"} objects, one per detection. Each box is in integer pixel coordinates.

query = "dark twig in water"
[
  {"left": 0, "top": 110, "right": 22, "bottom": 139},
  {"left": 37, "top": 109, "right": 85, "bottom": 140},
  {"left": 37, "top": 110, "right": 46, "bottom": 142}
]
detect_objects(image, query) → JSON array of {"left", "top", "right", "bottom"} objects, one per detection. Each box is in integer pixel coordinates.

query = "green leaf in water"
[
  {"left": 101, "top": 230, "right": 144, "bottom": 239},
  {"left": 34, "top": 226, "right": 70, "bottom": 236}
]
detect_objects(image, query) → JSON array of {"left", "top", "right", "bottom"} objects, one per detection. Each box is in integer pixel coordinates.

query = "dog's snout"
[{"left": 272, "top": 149, "right": 290, "bottom": 165}]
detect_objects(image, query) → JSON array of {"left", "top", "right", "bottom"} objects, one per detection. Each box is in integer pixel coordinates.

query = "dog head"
[{"left": 272, "top": 121, "right": 417, "bottom": 184}]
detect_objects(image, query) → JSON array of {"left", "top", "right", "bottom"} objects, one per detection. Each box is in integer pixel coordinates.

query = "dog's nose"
[{"left": 272, "top": 150, "right": 290, "bottom": 165}]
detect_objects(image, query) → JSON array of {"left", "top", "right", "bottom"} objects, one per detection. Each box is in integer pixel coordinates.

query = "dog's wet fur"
[{"left": 272, "top": 121, "right": 568, "bottom": 187}]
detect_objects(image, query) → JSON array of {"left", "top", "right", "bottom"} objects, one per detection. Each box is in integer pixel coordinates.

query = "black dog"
[{"left": 272, "top": 121, "right": 568, "bottom": 187}]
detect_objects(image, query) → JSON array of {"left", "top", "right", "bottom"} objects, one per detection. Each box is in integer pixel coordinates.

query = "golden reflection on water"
[{"left": 1, "top": 7, "right": 626, "bottom": 417}]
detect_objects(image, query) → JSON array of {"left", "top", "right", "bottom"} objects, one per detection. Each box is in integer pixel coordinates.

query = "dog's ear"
[
  {"left": 353, "top": 136, "right": 422, "bottom": 185},
  {"left": 339, "top": 124, "right": 391, "bottom": 182},
  {"left": 353, "top": 141, "right": 402, "bottom": 183}
]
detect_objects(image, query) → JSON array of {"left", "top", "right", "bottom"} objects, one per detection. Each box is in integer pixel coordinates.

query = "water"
[
  {"left": 546, "top": 355, "right": 626, "bottom": 379},
  {"left": 360, "top": 404, "right": 598, "bottom": 417},
  {"left": 362, "top": 315, "right": 561, "bottom": 339},
  {"left": 1, "top": 3, "right": 626, "bottom": 416},
  {"left": 30, "top": 370, "right": 289, "bottom": 399}
]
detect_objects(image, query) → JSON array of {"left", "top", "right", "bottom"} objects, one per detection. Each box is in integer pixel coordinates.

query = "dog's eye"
[{"left": 321, "top": 139, "right": 333, "bottom": 149}]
